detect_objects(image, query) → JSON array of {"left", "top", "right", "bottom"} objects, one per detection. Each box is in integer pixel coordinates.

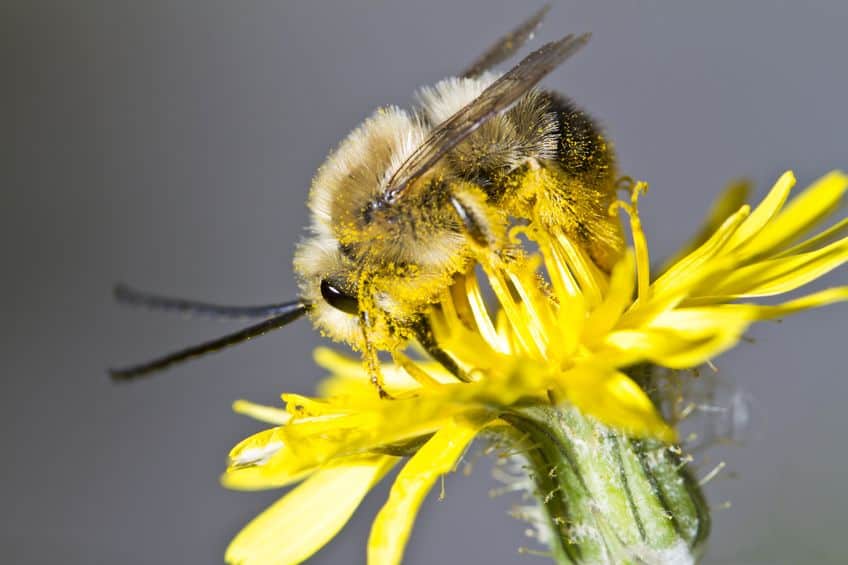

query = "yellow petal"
[
  {"left": 553, "top": 230, "right": 607, "bottom": 307},
  {"left": 608, "top": 287, "right": 848, "bottom": 370},
  {"left": 223, "top": 427, "right": 306, "bottom": 491},
  {"left": 226, "top": 456, "right": 397, "bottom": 565},
  {"left": 743, "top": 170, "right": 848, "bottom": 258},
  {"left": 583, "top": 252, "right": 636, "bottom": 344},
  {"left": 367, "top": 418, "right": 482, "bottom": 565},
  {"left": 233, "top": 399, "right": 292, "bottom": 425},
  {"left": 223, "top": 415, "right": 378, "bottom": 491},
  {"left": 775, "top": 217, "right": 848, "bottom": 258},
  {"left": 463, "top": 271, "right": 510, "bottom": 351},
  {"left": 726, "top": 170, "right": 795, "bottom": 252},
  {"left": 226, "top": 390, "right": 482, "bottom": 492},
  {"left": 312, "top": 347, "right": 364, "bottom": 378},
  {"left": 658, "top": 178, "right": 751, "bottom": 273},
  {"left": 556, "top": 364, "right": 675, "bottom": 442},
  {"left": 313, "top": 347, "right": 454, "bottom": 395},
  {"left": 728, "top": 287, "right": 848, "bottom": 319},
  {"left": 280, "top": 393, "right": 353, "bottom": 418},
  {"left": 647, "top": 205, "right": 750, "bottom": 312},
  {"left": 700, "top": 236, "right": 848, "bottom": 297},
  {"left": 603, "top": 327, "right": 743, "bottom": 370}
]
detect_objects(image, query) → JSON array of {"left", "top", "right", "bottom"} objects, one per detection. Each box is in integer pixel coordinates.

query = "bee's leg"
[
  {"left": 359, "top": 310, "right": 393, "bottom": 399},
  {"left": 391, "top": 350, "right": 443, "bottom": 389},
  {"left": 355, "top": 273, "right": 395, "bottom": 399},
  {"left": 411, "top": 318, "right": 471, "bottom": 383},
  {"left": 450, "top": 195, "right": 490, "bottom": 248},
  {"left": 448, "top": 186, "right": 508, "bottom": 254}
]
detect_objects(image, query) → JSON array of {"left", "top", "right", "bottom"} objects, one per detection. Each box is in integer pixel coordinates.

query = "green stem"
[{"left": 501, "top": 405, "right": 709, "bottom": 564}]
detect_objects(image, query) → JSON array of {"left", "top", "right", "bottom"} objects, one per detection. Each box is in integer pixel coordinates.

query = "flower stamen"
[{"left": 611, "top": 181, "right": 651, "bottom": 304}]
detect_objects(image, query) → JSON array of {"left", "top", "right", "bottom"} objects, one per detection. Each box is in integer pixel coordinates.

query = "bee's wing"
[
  {"left": 461, "top": 4, "right": 551, "bottom": 78},
  {"left": 385, "top": 33, "right": 590, "bottom": 202}
]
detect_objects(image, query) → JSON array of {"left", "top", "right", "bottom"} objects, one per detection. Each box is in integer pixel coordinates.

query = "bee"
[{"left": 111, "top": 6, "right": 622, "bottom": 391}]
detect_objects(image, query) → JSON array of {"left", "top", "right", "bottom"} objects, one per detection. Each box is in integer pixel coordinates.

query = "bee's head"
[{"left": 293, "top": 235, "right": 416, "bottom": 350}]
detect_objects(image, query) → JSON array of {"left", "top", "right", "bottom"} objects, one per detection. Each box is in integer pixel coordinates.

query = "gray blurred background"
[{"left": 4, "top": 1, "right": 847, "bottom": 563}]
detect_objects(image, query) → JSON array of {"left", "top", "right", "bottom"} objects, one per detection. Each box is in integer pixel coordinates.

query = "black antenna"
[
  {"left": 109, "top": 303, "right": 309, "bottom": 381},
  {"left": 114, "top": 283, "right": 303, "bottom": 320},
  {"left": 110, "top": 283, "right": 310, "bottom": 380}
]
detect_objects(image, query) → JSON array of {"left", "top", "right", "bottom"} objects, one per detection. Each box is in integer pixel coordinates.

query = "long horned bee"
[{"left": 111, "top": 6, "right": 623, "bottom": 391}]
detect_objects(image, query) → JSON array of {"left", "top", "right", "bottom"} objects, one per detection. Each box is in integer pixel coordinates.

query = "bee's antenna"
[
  {"left": 114, "top": 283, "right": 303, "bottom": 320},
  {"left": 109, "top": 302, "right": 309, "bottom": 381}
]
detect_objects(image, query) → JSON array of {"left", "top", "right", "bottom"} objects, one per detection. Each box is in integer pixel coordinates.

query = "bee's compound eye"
[{"left": 320, "top": 279, "right": 359, "bottom": 315}]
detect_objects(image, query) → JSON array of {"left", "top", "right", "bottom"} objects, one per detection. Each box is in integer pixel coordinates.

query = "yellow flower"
[{"left": 224, "top": 171, "right": 848, "bottom": 565}]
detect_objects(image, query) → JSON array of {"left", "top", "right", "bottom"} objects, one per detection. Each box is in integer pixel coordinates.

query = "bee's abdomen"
[
  {"left": 456, "top": 90, "right": 615, "bottom": 203},
  {"left": 505, "top": 92, "right": 624, "bottom": 271},
  {"left": 541, "top": 91, "right": 616, "bottom": 186}
]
